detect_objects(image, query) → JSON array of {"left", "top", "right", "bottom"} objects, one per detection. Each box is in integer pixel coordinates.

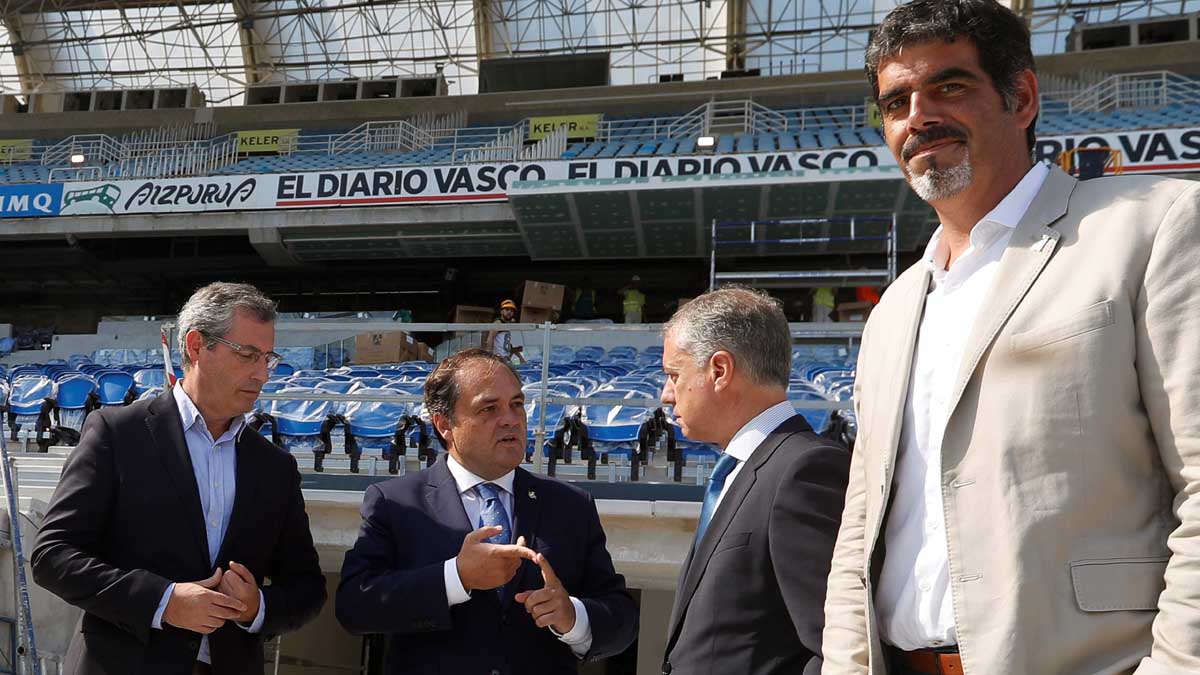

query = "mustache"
[{"left": 901, "top": 125, "right": 968, "bottom": 161}]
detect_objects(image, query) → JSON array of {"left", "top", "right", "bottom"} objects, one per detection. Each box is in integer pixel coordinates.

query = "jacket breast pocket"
[
  {"left": 1010, "top": 299, "right": 1115, "bottom": 354},
  {"left": 1070, "top": 556, "right": 1167, "bottom": 612},
  {"left": 712, "top": 531, "right": 751, "bottom": 555}
]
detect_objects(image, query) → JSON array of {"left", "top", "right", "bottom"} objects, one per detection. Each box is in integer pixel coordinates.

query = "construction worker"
[
  {"left": 486, "top": 299, "right": 526, "bottom": 364},
  {"left": 618, "top": 276, "right": 646, "bottom": 324},
  {"left": 811, "top": 286, "right": 836, "bottom": 322}
]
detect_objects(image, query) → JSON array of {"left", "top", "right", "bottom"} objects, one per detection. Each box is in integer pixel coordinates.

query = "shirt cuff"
[
  {"left": 549, "top": 596, "right": 592, "bottom": 657},
  {"left": 237, "top": 590, "right": 266, "bottom": 633},
  {"left": 151, "top": 583, "right": 175, "bottom": 630},
  {"left": 444, "top": 558, "right": 472, "bottom": 606}
]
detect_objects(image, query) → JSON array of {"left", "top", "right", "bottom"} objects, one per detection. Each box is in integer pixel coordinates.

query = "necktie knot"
[{"left": 476, "top": 482, "right": 503, "bottom": 504}]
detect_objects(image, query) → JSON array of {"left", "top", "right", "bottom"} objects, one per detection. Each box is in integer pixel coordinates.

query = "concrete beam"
[
  {"left": 0, "top": 202, "right": 516, "bottom": 240},
  {"left": 248, "top": 226, "right": 303, "bottom": 267}
]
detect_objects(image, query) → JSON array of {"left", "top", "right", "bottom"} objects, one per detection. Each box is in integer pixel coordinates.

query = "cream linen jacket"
[{"left": 822, "top": 166, "right": 1200, "bottom": 675}]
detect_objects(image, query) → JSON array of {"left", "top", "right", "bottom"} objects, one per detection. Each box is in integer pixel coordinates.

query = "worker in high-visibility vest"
[
  {"left": 811, "top": 286, "right": 836, "bottom": 322},
  {"left": 619, "top": 275, "right": 646, "bottom": 324}
]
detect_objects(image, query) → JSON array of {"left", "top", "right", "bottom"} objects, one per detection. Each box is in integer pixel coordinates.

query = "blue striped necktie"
[
  {"left": 694, "top": 453, "right": 739, "bottom": 545},
  {"left": 475, "top": 482, "right": 511, "bottom": 545}
]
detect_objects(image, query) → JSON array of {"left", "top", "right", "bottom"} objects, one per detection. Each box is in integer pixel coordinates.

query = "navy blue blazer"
[{"left": 335, "top": 456, "right": 638, "bottom": 674}]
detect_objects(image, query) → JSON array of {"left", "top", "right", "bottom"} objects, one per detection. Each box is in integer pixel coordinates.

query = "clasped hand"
[{"left": 163, "top": 561, "right": 261, "bottom": 634}]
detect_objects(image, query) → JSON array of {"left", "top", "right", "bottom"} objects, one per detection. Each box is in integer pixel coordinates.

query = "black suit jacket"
[
  {"left": 335, "top": 456, "right": 638, "bottom": 674},
  {"left": 31, "top": 389, "right": 327, "bottom": 675},
  {"left": 662, "top": 415, "right": 850, "bottom": 675}
]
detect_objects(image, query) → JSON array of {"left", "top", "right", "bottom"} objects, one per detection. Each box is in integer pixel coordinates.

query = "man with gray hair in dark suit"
[{"left": 660, "top": 287, "right": 850, "bottom": 675}]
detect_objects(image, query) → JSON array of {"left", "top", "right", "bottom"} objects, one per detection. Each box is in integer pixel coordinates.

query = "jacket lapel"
[
  {"left": 213, "top": 428, "right": 260, "bottom": 569},
  {"left": 665, "top": 417, "right": 807, "bottom": 652},
  {"left": 144, "top": 389, "right": 210, "bottom": 565},
  {"left": 944, "top": 167, "right": 1074, "bottom": 426},
  {"left": 504, "top": 469, "right": 543, "bottom": 607},
  {"left": 872, "top": 266, "right": 931, "bottom": 496},
  {"left": 424, "top": 457, "right": 474, "bottom": 537}
]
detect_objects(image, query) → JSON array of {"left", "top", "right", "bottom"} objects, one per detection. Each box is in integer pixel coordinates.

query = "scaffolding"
[{"left": 708, "top": 214, "right": 897, "bottom": 291}]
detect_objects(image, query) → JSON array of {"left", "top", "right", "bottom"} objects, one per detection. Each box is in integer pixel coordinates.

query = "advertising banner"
[
  {"left": 39, "top": 125, "right": 1200, "bottom": 217},
  {"left": 528, "top": 114, "right": 602, "bottom": 140},
  {"left": 0, "top": 183, "right": 62, "bottom": 218},
  {"left": 236, "top": 129, "right": 300, "bottom": 153}
]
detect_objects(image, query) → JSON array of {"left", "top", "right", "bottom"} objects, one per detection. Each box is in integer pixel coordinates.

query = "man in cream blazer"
[{"left": 822, "top": 1, "right": 1200, "bottom": 674}]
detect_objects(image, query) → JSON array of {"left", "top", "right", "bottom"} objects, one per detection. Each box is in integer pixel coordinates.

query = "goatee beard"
[{"left": 907, "top": 148, "right": 973, "bottom": 202}]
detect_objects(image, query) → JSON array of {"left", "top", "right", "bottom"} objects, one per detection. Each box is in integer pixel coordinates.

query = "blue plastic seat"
[
  {"left": 6, "top": 376, "right": 56, "bottom": 441},
  {"left": 54, "top": 374, "right": 98, "bottom": 432},
  {"left": 342, "top": 388, "right": 409, "bottom": 453},
  {"left": 270, "top": 387, "right": 333, "bottom": 453},
  {"left": 132, "top": 368, "right": 166, "bottom": 395},
  {"left": 96, "top": 371, "right": 135, "bottom": 406}
]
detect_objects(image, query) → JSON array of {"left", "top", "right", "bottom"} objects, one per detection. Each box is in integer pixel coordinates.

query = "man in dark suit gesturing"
[
  {"left": 660, "top": 288, "right": 850, "bottom": 675},
  {"left": 31, "top": 282, "right": 326, "bottom": 675},
  {"left": 336, "top": 348, "right": 638, "bottom": 674}
]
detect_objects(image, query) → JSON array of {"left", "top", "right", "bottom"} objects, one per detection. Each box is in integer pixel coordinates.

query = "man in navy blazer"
[{"left": 336, "top": 348, "right": 638, "bottom": 674}]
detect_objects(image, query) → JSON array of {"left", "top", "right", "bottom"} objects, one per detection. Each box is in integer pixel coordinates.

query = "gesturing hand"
[
  {"left": 513, "top": 553, "right": 576, "bottom": 634},
  {"left": 162, "top": 569, "right": 247, "bottom": 634},
  {"left": 219, "top": 561, "right": 262, "bottom": 624},
  {"left": 456, "top": 526, "right": 537, "bottom": 591}
]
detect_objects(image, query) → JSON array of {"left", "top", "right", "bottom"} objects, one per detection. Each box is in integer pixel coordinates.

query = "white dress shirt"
[
  {"left": 714, "top": 401, "right": 797, "bottom": 511},
  {"left": 152, "top": 386, "right": 266, "bottom": 665},
  {"left": 877, "top": 162, "right": 1050, "bottom": 650},
  {"left": 441, "top": 455, "right": 593, "bottom": 656}
]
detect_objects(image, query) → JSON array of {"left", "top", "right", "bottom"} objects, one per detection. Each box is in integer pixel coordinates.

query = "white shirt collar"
[
  {"left": 722, "top": 400, "right": 797, "bottom": 463},
  {"left": 921, "top": 162, "right": 1051, "bottom": 278},
  {"left": 172, "top": 384, "right": 246, "bottom": 443},
  {"left": 446, "top": 454, "right": 516, "bottom": 496}
]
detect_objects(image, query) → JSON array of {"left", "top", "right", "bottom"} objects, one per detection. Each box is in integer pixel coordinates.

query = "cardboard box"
[
  {"left": 521, "top": 280, "right": 565, "bottom": 311},
  {"left": 520, "top": 306, "right": 555, "bottom": 324},
  {"left": 410, "top": 340, "right": 436, "bottom": 362},
  {"left": 453, "top": 305, "right": 494, "bottom": 324},
  {"left": 836, "top": 301, "right": 874, "bottom": 323},
  {"left": 354, "top": 331, "right": 413, "bottom": 364}
]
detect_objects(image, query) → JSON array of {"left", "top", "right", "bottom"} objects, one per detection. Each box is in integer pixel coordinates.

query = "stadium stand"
[
  {"left": 2, "top": 343, "right": 855, "bottom": 479},
  {"left": 3, "top": 73, "right": 1199, "bottom": 184}
]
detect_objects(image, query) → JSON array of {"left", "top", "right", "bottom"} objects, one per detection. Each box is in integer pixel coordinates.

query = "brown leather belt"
[{"left": 891, "top": 647, "right": 962, "bottom": 675}]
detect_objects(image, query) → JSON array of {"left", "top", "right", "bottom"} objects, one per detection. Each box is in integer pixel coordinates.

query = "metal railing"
[
  {"left": 1064, "top": 70, "right": 1200, "bottom": 113},
  {"left": 8, "top": 74, "right": 1198, "bottom": 185}
]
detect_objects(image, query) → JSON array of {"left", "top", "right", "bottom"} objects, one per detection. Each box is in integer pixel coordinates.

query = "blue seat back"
[{"left": 9, "top": 376, "right": 57, "bottom": 415}]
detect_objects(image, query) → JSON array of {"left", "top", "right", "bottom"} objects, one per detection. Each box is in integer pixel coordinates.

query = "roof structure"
[{"left": 3, "top": 0, "right": 1193, "bottom": 106}]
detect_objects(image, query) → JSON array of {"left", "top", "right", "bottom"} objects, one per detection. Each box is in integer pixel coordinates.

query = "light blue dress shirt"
[{"left": 151, "top": 386, "right": 266, "bottom": 664}]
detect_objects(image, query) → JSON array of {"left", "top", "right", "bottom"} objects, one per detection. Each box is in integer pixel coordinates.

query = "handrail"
[{"left": 1066, "top": 70, "right": 1200, "bottom": 113}]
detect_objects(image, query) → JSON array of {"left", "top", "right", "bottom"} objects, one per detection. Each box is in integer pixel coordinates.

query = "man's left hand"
[
  {"left": 513, "top": 553, "right": 576, "bottom": 634},
  {"left": 220, "top": 561, "right": 261, "bottom": 624}
]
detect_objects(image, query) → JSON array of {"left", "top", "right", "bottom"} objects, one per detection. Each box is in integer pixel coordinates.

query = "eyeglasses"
[{"left": 203, "top": 333, "right": 283, "bottom": 371}]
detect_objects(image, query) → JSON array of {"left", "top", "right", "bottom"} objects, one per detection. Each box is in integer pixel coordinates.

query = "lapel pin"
[
  {"left": 1032, "top": 234, "right": 1053, "bottom": 252},
  {"left": 528, "top": 490, "right": 537, "bottom": 500}
]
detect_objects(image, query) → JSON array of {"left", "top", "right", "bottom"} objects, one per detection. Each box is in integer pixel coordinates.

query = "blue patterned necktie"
[
  {"left": 475, "top": 482, "right": 511, "bottom": 545},
  {"left": 694, "top": 453, "right": 739, "bottom": 545}
]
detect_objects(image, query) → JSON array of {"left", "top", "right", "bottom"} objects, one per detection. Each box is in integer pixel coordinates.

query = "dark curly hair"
[{"left": 865, "top": 0, "right": 1037, "bottom": 152}]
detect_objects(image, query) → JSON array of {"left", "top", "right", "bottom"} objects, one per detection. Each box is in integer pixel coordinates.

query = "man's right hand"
[
  {"left": 162, "top": 569, "right": 248, "bottom": 634},
  {"left": 456, "top": 526, "right": 536, "bottom": 591}
]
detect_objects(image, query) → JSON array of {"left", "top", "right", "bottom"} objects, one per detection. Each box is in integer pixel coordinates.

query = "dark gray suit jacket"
[
  {"left": 663, "top": 415, "right": 850, "bottom": 675},
  {"left": 31, "top": 390, "right": 327, "bottom": 675}
]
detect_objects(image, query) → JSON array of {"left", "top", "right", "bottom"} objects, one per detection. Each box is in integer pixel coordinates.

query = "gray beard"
[{"left": 907, "top": 148, "right": 973, "bottom": 202}]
